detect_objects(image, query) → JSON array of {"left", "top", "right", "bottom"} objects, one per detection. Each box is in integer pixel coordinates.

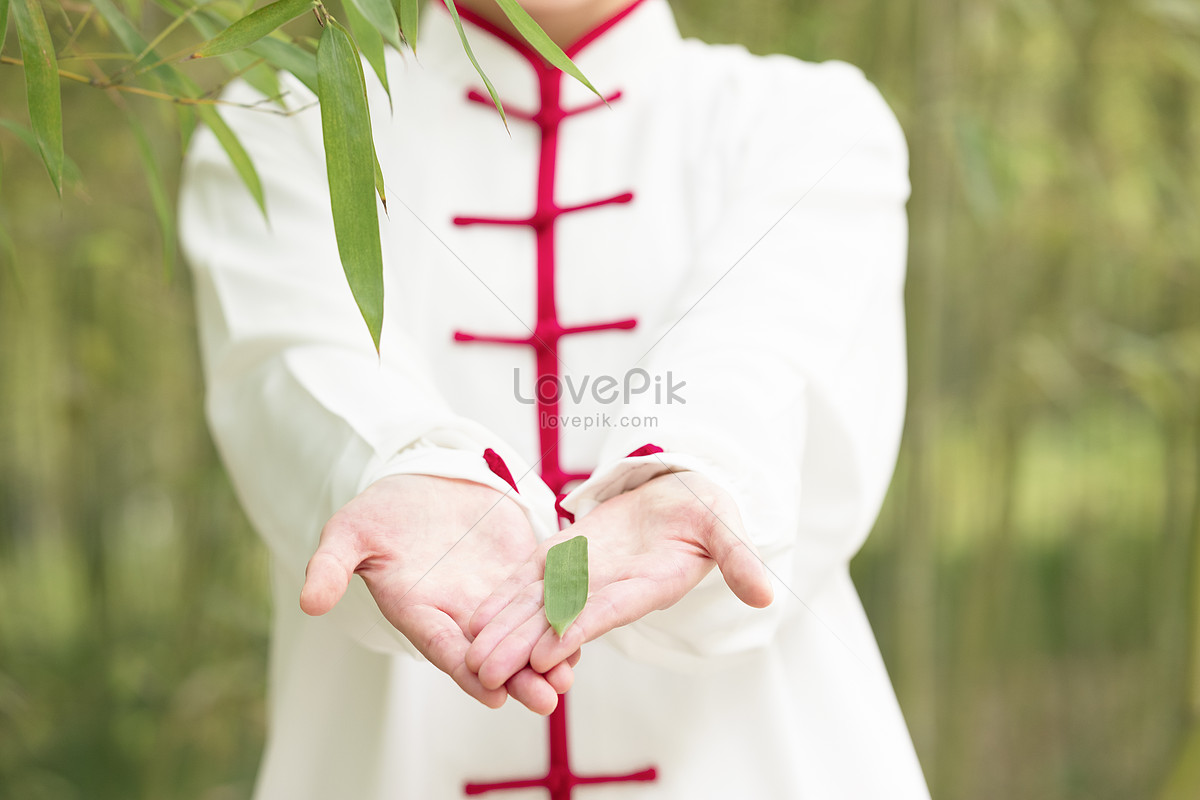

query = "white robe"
[{"left": 178, "top": 0, "right": 930, "bottom": 797}]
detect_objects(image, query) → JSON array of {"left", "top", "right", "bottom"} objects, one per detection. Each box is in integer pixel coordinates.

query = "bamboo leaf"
[
  {"left": 12, "top": 0, "right": 63, "bottom": 196},
  {"left": 240, "top": 61, "right": 286, "bottom": 105},
  {"left": 343, "top": 0, "right": 391, "bottom": 106},
  {"left": 91, "top": 0, "right": 183, "bottom": 94},
  {"left": 494, "top": 0, "right": 599, "bottom": 98},
  {"left": 544, "top": 535, "right": 589, "bottom": 637},
  {"left": 373, "top": 146, "right": 386, "bottom": 213},
  {"left": 441, "top": 0, "right": 506, "bottom": 129},
  {"left": 0, "top": 119, "right": 82, "bottom": 186},
  {"left": 194, "top": 9, "right": 319, "bottom": 96},
  {"left": 0, "top": 0, "right": 10, "bottom": 59},
  {"left": 132, "top": 5, "right": 197, "bottom": 68},
  {"left": 177, "top": 105, "right": 196, "bottom": 151},
  {"left": 124, "top": 110, "right": 176, "bottom": 279},
  {"left": 190, "top": 0, "right": 313, "bottom": 59},
  {"left": 91, "top": 0, "right": 162, "bottom": 73},
  {"left": 195, "top": 104, "right": 266, "bottom": 214},
  {"left": 247, "top": 30, "right": 318, "bottom": 94},
  {"left": 394, "top": 0, "right": 418, "bottom": 51},
  {"left": 346, "top": 0, "right": 402, "bottom": 52},
  {"left": 118, "top": 0, "right": 143, "bottom": 21},
  {"left": 142, "top": 0, "right": 185, "bottom": 15},
  {"left": 337, "top": 10, "right": 389, "bottom": 211},
  {"left": 91, "top": 0, "right": 266, "bottom": 212},
  {"left": 318, "top": 18, "right": 384, "bottom": 351},
  {"left": 187, "top": 7, "right": 283, "bottom": 104}
]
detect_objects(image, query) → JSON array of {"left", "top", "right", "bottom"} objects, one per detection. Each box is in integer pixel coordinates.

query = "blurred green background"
[{"left": 2, "top": 0, "right": 1199, "bottom": 798}]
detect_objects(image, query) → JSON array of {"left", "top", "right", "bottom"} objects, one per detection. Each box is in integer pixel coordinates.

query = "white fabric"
[{"left": 178, "top": 1, "right": 930, "bottom": 797}]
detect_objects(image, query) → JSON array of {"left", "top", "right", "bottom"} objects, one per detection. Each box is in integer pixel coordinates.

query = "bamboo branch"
[
  {"left": 0, "top": 55, "right": 313, "bottom": 115},
  {"left": 56, "top": 5, "right": 95, "bottom": 56}
]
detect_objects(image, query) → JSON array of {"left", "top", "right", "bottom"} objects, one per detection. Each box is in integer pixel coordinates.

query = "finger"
[
  {"left": 465, "top": 580, "right": 544, "bottom": 674},
  {"left": 567, "top": 649, "right": 581, "bottom": 668},
  {"left": 543, "top": 660, "right": 575, "bottom": 695},
  {"left": 401, "top": 606, "right": 509, "bottom": 710},
  {"left": 706, "top": 511, "right": 774, "bottom": 609},
  {"left": 467, "top": 555, "right": 545, "bottom": 638},
  {"left": 505, "top": 667, "right": 559, "bottom": 716},
  {"left": 478, "top": 608, "right": 556, "bottom": 691},
  {"left": 299, "top": 521, "right": 365, "bottom": 616},
  {"left": 530, "top": 578, "right": 661, "bottom": 673}
]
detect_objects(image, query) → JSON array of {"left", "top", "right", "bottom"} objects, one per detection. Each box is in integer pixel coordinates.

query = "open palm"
[
  {"left": 464, "top": 471, "right": 774, "bottom": 690},
  {"left": 300, "top": 474, "right": 577, "bottom": 714}
]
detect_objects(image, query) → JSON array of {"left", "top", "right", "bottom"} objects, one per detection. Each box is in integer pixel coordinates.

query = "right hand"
[
  {"left": 464, "top": 470, "right": 772, "bottom": 691},
  {"left": 299, "top": 474, "right": 579, "bottom": 715}
]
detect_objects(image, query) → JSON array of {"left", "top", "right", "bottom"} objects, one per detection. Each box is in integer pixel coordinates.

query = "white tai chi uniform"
[{"left": 179, "top": 0, "right": 930, "bottom": 797}]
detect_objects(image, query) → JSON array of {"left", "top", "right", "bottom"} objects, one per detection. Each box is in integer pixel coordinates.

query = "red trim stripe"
[
  {"left": 445, "top": 0, "right": 651, "bottom": 63},
  {"left": 565, "top": 0, "right": 649, "bottom": 57},
  {"left": 451, "top": 4, "right": 658, "bottom": 794},
  {"left": 482, "top": 448, "right": 519, "bottom": 494}
]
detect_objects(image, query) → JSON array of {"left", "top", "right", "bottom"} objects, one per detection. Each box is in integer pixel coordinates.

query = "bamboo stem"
[{"left": 0, "top": 56, "right": 310, "bottom": 115}]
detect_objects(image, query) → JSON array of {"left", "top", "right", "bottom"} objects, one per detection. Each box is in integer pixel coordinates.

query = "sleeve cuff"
[
  {"left": 559, "top": 443, "right": 746, "bottom": 525},
  {"left": 356, "top": 428, "right": 560, "bottom": 542}
]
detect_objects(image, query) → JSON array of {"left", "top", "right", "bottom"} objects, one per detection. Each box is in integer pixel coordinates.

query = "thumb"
[
  {"left": 707, "top": 509, "right": 774, "bottom": 609},
  {"left": 300, "top": 522, "right": 363, "bottom": 616}
]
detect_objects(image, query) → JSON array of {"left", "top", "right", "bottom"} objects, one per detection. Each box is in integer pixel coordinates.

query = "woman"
[{"left": 179, "top": 0, "right": 929, "bottom": 796}]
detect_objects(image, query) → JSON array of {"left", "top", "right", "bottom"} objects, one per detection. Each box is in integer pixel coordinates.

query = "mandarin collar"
[{"left": 416, "top": 0, "right": 681, "bottom": 111}]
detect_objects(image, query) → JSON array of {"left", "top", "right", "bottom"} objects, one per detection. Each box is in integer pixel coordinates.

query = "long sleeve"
[
  {"left": 178, "top": 77, "right": 558, "bottom": 656},
  {"left": 561, "top": 58, "right": 911, "bottom": 670}
]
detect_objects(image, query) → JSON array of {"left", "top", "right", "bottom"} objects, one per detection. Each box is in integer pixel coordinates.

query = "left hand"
[
  {"left": 464, "top": 470, "right": 774, "bottom": 690},
  {"left": 299, "top": 474, "right": 578, "bottom": 715}
]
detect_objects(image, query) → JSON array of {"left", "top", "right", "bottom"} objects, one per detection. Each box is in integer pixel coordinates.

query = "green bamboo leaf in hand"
[
  {"left": 494, "top": 0, "right": 599, "bottom": 98},
  {"left": 12, "top": 0, "right": 63, "bottom": 196},
  {"left": 189, "top": 0, "right": 314, "bottom": 59},
  {"left": 544, "top": 535, "right": 589, "bottom": 637},
  {"left": 317, "top": 18, "right": 385, "bottom": 351}
]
